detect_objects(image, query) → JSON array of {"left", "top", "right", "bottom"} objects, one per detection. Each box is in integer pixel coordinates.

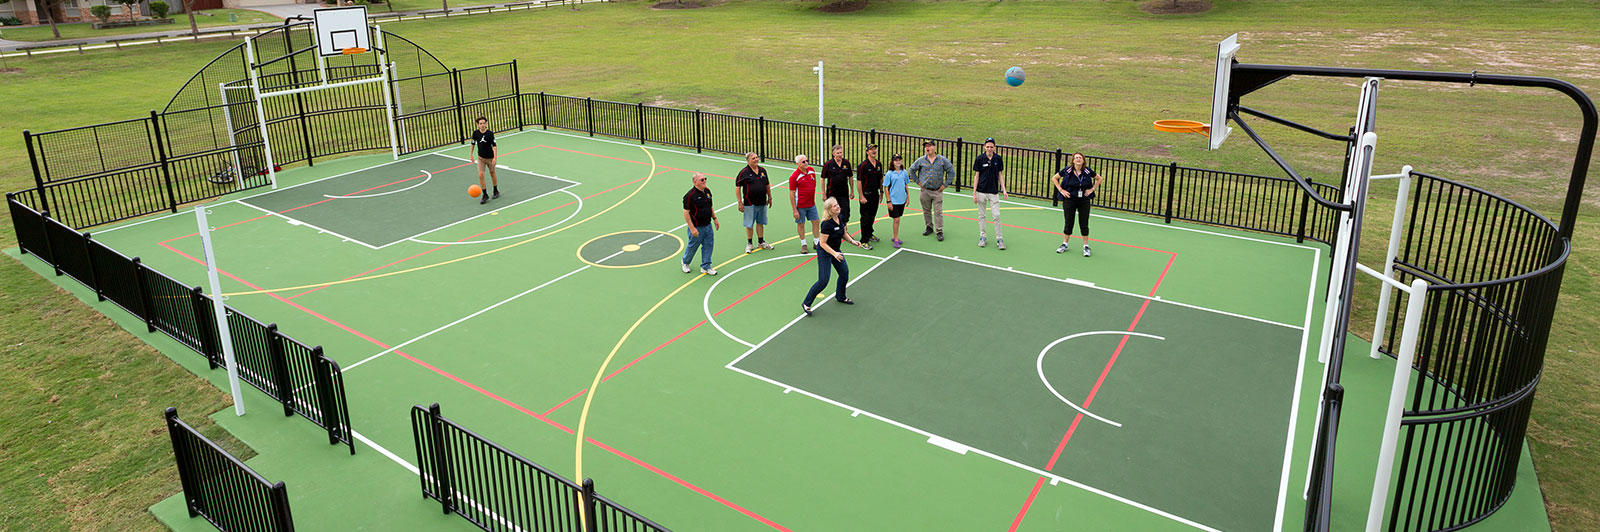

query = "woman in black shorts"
[
  {"left": 803, "top": 197, "right": 870, "bottom": 315},
  {"left": 882, "top": 155, "right": 911, "bottom": 248},
  {"left": 1051, "top": 152, "right": 1101, "bottom": 257}
]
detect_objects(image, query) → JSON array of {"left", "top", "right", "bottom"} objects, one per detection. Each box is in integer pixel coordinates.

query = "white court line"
[
  {"left": 374, "top": 181, "right": 580, "bottom": 249},
  {"left": 324, "top": 170, "right": 432, "bottom": 199},
  {"left": 900, "top": 247, "right": 1304, "bottom": 330},
  {"left": 722, "top": 248, "right": 903, "bottom": 370},
  {"left": 235, "top": 201, "right": 383, "bottom": 251},
  {"left": 1272, "top": 246, "right": 1322, "bottom": 532},
  {"left": 534, "top": 128, "right": 1323, "bottom": 252},
  {"left": 702, "top": 252, "right": 886, "bottom": 348},
  {"left": 435, "top": 152, "right": 582, "bottom": 187},
  {"left": 96, "top": 151, "right": 469, "bottom": 235},
  {"left": 407, "top": 189, "right": 584, "bottom": 246},
  {"left": 1036, "top": 331, "right": 1169, "bottom": 429}
]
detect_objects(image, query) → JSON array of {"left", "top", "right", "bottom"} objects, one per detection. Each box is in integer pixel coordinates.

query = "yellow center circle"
[{"left": 622, "top": 244, "right": 642, "bottom": 252}]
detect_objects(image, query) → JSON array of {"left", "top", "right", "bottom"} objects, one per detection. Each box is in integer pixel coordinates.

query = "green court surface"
[{"left": 10, "top": 127, "right": 1553, "bottom": 531}]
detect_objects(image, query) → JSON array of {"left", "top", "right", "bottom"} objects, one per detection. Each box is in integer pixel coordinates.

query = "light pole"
[{"left": 813, "top": 61, "right": 824, "bottom": 158}]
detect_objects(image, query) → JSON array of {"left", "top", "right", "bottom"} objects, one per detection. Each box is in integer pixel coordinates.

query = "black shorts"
[{"left": 888, "top": 203, "right": 906, "bottom": 218}]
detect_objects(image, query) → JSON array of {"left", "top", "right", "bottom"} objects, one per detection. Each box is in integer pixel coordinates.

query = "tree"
[
  {"left": 181, "top": 0, "right": 198, "bottom": 36},
  {"left": 33, "top": 0, "right": 63, "bottom": 39}
]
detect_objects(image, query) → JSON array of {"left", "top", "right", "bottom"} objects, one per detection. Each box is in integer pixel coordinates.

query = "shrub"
[
  {"left": 0, "top": 16, "right": 24, "bottom": 26},
  {"left": 150, "top": 1, "right": 170, "bottom": 18},
  {"left": 90, "top": 5, "right": 113, "bottom": 22}
]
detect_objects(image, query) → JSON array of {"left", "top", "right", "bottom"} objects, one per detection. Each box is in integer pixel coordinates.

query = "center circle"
[{"left": 577, "top": 230, "right": 683, "bottom": 269}]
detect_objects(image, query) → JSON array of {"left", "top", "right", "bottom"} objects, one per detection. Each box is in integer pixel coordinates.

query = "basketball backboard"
[
  {"left": 313, "top": 6, "right": 370, "bottom": 57},
  {"left": 1210, "top": 33, "right": 1240, "bottom": 150}
]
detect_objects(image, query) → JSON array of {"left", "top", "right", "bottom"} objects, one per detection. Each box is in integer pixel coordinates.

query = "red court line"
[
  {"left": 157, "top": 241, "right": 789, "bottom": 532},
  {"left": 539, "top": 145, "right": 737, "bottom": 180},
  {"left": 1008, "top": 478, "right": 1048, "bottom": 532}
]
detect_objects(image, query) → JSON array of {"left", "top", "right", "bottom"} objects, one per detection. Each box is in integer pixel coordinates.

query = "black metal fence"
[
  {"left": 8, "top": 194, "right": 353, "bottom": 453},
  {"left": 166, "top": 407, "right": 296, "bottom": 532},
  {"left": 410, "top": 403, "right": 671, "bottom": 532}
]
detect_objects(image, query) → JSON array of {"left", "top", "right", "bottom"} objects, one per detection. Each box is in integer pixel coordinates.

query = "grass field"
[
  {"left": 0, "top": 0, "right": 1596, "bottom": 530},
  {"left": 0, "top": 9, "right": 280, "bottom": 42}
]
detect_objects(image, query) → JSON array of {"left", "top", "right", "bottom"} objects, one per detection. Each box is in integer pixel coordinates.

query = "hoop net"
[{"left": 1153, "top": 119, "right": 1210, "bottom": 136}]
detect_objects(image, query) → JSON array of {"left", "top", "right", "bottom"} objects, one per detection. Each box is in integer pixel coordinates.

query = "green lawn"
[
  {"left": 0, "top": 1, "right": 1597, "bottom": 530},
  {"left": 0, "top": 9, "right": 279, "bottom": 42}
]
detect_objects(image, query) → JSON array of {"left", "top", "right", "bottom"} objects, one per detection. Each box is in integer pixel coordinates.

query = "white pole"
[
  {"left": 814, "top": 60, "right": 824, "bottom": 158},
  {"left": 245, "top": 39, "right": 279, "bottom": 189},
  {"left": 219, "top": 82, "right": 245, "bottom": 192},
  {"left": 1366, "top": 278, "right": 1429, "bottom": 532},
  {"left": 196, "top": 206, "right": 246, "bottom": 416},
  {"left": 377, "top": 26, "right": 399, "bottom": 161},
  {"left": 1369, "top": 165, "right": 1414, "bottom": 359}
]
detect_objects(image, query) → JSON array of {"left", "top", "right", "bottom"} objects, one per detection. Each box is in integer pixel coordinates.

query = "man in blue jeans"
[{"left": 682, "top": 172, "right": 720, "bottom": 275}]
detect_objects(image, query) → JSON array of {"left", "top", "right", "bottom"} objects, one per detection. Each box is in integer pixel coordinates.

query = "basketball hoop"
[
  {"left": 341, "top": 47, "right": 368, "bottom": 55},
  {"left": 1153, "top": 119, "right": 1211, "bottom": 136}
]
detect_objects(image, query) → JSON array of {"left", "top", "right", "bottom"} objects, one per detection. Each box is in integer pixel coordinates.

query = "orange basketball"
[{"left": 468, "top": 184, "right": 483, "bottom": 198}]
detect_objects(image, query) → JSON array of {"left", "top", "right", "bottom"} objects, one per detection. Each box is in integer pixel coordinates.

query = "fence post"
[
  {"left": 269, "top": 481, "right": 295, "bottom": 532},
  {"left": 83, "top": 232, "right": 103, "bottom": 300},
  {"left": 452, "top": 69, "right": 467, "bottom": 144},
  {"left": 954, "top": 137, "right": 964, "bottom": 192},
  {"left": 1053, "top": 149, "right": 1063, "bottom": 207},
  {"left": 585, "top": 97, "right": 595, "bottom": 136},
  {"left": 539, "top": 92, "right": 548, "bottom": 130},
  {"left": 24, "top": 130, "right": 51, "bottom": 216},
  {"left": 758, "top": 116, "right": 766, "bottom": 161},
  {"left": 310, "top": 346, "right": 339, "bottom": 445},
  {"left": 637, "top": 102, "right": 646, "bottom": 144},
  {"left": 1164, "top": 162, "right": 1178, "bottom": 224},
  {"left": 581, "top": 478, "right": 599, "bottom": 532},
  {"left": 267, "top": 324, "right": 295, "bottom": 417},
  {"left": 694, "top": 109, "right": 703, "bottom": 153},
  {"left": 191, "top": 286, "right": 218, "bottom": 368},
  {"left": 512, "top": 60, "right": 524, "bottom": 131},
  {"left": 1297, "top": 177, "right": 1313, "bottom": 243},
  {"left": 164, "top": 408, "right": 201, "bottom": 518},
  {"left": 150, "top": 111, "right": 179, "bottom": 213},
  {"left": 427, "top": 403, "right": 456, "bottom": 515},
  {"left": 40, "top": 211, "right": 61, "bottom": 277},
  {"left": 133, "top": 258, "right": 157, "bottom": 332}
]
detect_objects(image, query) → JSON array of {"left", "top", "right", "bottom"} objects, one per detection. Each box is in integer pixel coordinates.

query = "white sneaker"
[
  {"left": 997, "top": 238, "right": 1006, "bottom": 251},
  {"left": 682, "top": 261, "right": 691, "bottom": 273},
  {"left": 1083, "top": 244, "right": 1092, "bottom": 257},
  {"left": 978, "top": 236, "right": 986, "bottom": 248},
  {"left": 745, "top": 243, "right": 754, "bottom": 254},
  {"left": 1056, "top": 243, "right": 1069, "bottom": 254},
  {"left": 701, "top": 267, "right": 718, "bottom": 276},
  {"left": 760, "top": 242, "right": 774, "bottom": 250}
]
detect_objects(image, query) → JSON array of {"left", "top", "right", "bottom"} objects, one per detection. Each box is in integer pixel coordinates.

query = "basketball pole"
[
  {"left": 244, "top": 38, "right": 280, "bottom": 189},
  {"left": 196, "top": 205, "right": 246, "bottom": 417},
  {"left": 218, "top": 82, "right": 245, "bottom": 192},
  {"left": 377, "top": 25, "right": 399, "bottom": 161}
]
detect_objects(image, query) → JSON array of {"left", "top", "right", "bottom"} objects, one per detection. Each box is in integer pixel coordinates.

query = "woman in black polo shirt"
[
  {"left": 802, "top": 197, "right": 869, "bottom": 315},
  {"left": 1051, "top": 152, "right": 1101, "bottom": 257}
]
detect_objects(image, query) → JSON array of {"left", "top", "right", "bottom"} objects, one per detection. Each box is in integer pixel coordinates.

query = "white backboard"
[
  {"left": 314, "top": 6, "right": 370, "bottom": 57},
  {"left": 1210, "top": 33, "right": 1240, "bottom": 150}
]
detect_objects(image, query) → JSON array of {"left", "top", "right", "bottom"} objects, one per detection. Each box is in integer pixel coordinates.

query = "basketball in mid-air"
[{"left": 1005, "top": 66, "right": 1026, "bottom": 87}]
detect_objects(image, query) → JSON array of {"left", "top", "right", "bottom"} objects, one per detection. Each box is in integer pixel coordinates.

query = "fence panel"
[
  {"left": 643, "top": 106, "right": 696, "bottom": 150},
  {"left": 43, "top": 216, "right": 94, "bottom": 288},
  {"left": 544, "top": 95, "right": 589, "bottom": 132},
  {"left": 166, "top": 408, "right": 295, "bottom": 532},
  {"left": 590, "top": 99, "right": 639, "bottom": 140},
  {"left": 280, "top": 335, "right": 354, "bottom": 453},
  {"left": 698, "top": 112, "right": 758, "bottom": 156},
  {"left": 144, "top": 269, "right": 216, "bottom": 363},
  {"left": 39, "top": 166, "right": 171, "bottom": 229},
  {"left": 87, "top": 238, "right": 147, "bottom": 320},
  {"left": 9, "top": 193, "right": 52, "bottom": 262},
  {"left": 31, "top": 117, "right": 159, "bottom": 183}
]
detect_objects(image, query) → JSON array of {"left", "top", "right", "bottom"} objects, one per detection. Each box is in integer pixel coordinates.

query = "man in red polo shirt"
[{"left": 789, "top": 154, "right": 821, "bottom": 253}]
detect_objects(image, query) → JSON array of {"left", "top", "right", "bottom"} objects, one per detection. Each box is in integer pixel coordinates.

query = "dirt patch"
[
  {"left": 818, "top": 0, "right": 870, "bottom": 14},
  {"left": 1138, "top": 0, "right": 1212, "bottom": 15},
  {"left": 650, "top": 0, "right": 716, "bottom": 9},
  {"left": 0, "top": 67, "right": 22, "bottom": 75}
]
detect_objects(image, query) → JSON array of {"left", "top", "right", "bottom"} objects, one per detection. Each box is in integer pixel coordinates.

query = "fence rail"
[
  {"left": 166, "top": 407, "right": 295, "bottom": 532},
  {"left": 411, "top": 403, "right": 671, "bottom": 532}
]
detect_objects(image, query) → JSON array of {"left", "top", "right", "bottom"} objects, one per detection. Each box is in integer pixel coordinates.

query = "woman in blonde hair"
[{"left": 802, "top": 197, "right": 869, "bottom": 315}]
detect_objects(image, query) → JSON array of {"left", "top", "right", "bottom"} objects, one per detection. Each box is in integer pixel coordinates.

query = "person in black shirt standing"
[
  {"left": 681, "top": 172, "right": 720, "bottom": 275},
  {"left": 1051, "top": 152, "right": 1102, "bottom": 257},
  {"left": 734, "top": 152, "right": 775, "bottom": 254},
  {"left": 821, "top": 145, "right": 854, "bottom": 227},
  {"left": 971, "top": 138, "right": 1009, "bottom": 250},
  {"left": 856, "top": 144, "right": 885, "bottom": 243},
  {"left": 802, "top": 197, "right": 869, "bottom": 315},
  {"left": 469, "top": 117, "right": 499, "bottom": 205}
]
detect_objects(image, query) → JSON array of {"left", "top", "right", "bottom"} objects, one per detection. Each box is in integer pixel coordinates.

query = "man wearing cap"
[
  {"left": 856, "top": 144, "right": 885, "bottom": 243},
  {"left": 972, "top": 137, "right": 1009, "bottom": 250},
  {"left": 908, "top": 140, "right": 955, "bottom": 241}
]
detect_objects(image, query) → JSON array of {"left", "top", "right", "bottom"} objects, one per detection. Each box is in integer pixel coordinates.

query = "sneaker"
[
  {"left": 835, "top": 298, "right": 854, "bottom": 305},
  {"left": 978, "top": 236, "right": 986, "bottom": 248},
  {"left": 492, "top": 188, "right": 501, "bottom": 199},
  {"left": 1056, "top": 243, "right": 1069, "bottom": 254},
  {"left": 760, "top": 242, "right": 774, "bottom": 250},
  {"left": 802, "top": 303, "right": 813, "bottom": 316},
  {"left": 893, "top": 238, "right": 902, "bottom": 249},
  {"left": 923, "top": 227, "right": 934, "bottom": 236},
  {"left": 860, "top": 242, "right": 873, "bottom": 251},
  {"left": 1083, "top": 245, "right": 1092, "bottom": 257},
  {"left": 701, "top": 267, "right": 718, "bottom": 276},
  {"left": 936, "top": 232, "right": 944, "bottom": 242},
  {"left": 682, "top": 261, "right": 692, "bottom": 273},
  {"left": 745, "top": 243, "right": 754, "bottom": 254},
  {"left": 480, "top": 194, "right": 489, "bottom": 205},
  {"left": 869, "top": 235, "right": 880, "bottom": 243},
  {"left": 997, "top": 238, "right": 1007, "bottom": 251},
  {"left": 800, "top": 244, "right": 809, "bottom": 254}
]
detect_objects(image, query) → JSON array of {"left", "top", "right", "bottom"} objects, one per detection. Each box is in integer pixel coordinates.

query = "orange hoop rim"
[
  {"left": 1153, "top": 119, "right": 1210, "bottom": 135},
  {"left": 341, "top": 47, "right": 368, "bottom": 55}
]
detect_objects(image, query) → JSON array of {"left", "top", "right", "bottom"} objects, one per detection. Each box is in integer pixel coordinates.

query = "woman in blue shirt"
[
  {"left": 1051, "top": 152, "right": 1101, "bottom": 257},
  {"left": 881, "top": 155, "right": 911, "bottom": 249}
]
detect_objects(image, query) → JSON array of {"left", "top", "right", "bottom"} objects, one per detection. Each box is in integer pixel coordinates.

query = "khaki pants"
[
  {"left": 976, "top": 192, "right": 1003, "bottom": 238},
  {"left": 920, "top": 187, "right": 944, "bottom": 232}
]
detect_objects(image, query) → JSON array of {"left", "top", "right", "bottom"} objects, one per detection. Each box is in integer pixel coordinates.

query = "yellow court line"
[{"left": 217, "top": 150, "right": 666, "bottom": 297}]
